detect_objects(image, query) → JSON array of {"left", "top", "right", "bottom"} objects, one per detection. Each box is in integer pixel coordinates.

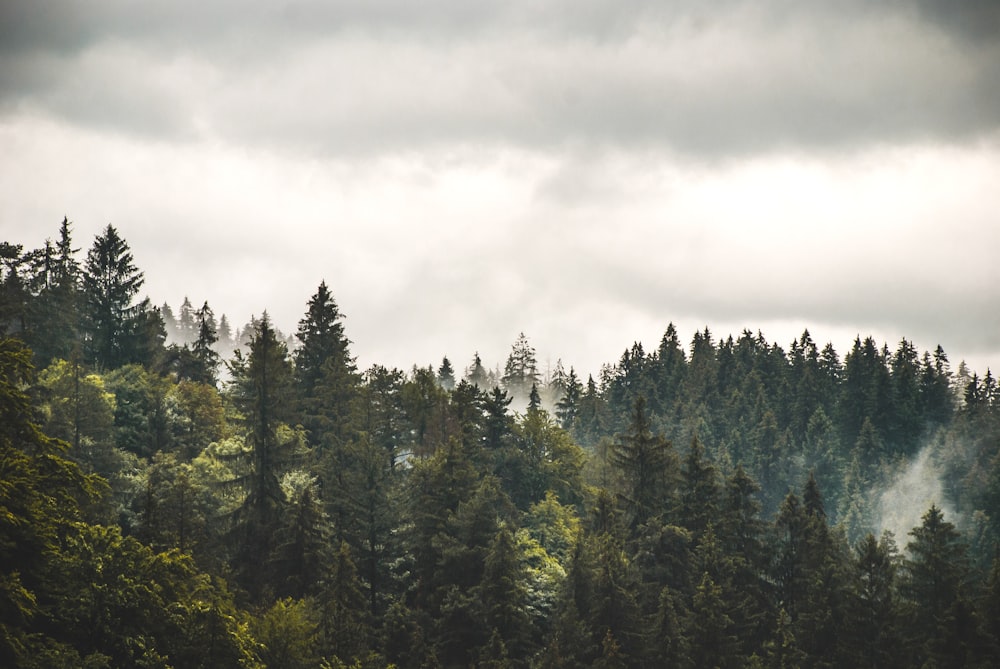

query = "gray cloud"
[
  {"left": 2, "top": 1, "right": 998, "bottom": 377},
  {"left": 2, "top": 1, "right": 999, "bottom": 158}
]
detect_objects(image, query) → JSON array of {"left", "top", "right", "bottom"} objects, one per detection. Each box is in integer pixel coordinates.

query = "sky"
[{"left": 2, "top": 0, "right": 999, "bottom": 380}]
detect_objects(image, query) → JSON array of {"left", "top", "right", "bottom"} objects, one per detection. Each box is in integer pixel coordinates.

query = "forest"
[{"left": 2, "top": 219, "right": 999, "bottom": 668}]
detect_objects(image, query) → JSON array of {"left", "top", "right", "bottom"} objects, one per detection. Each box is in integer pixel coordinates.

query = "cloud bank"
[{"left": 1, "top": 0, "right": 998, "bottom": 376}]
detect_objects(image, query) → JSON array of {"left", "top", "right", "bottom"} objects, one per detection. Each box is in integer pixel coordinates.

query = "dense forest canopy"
[{"left": 2, "top": 220, "right": 999, "bottom": 668}]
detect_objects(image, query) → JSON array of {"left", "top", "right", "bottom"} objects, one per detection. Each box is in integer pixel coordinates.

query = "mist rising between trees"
[{"left": 2, "top": 220, "right": 999, "bottom": 667}]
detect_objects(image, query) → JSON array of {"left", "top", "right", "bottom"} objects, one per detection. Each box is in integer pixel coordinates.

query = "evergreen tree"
[
  {"left": 190, "top": 300, "right": 220, "bottom": 385},
  {"left": 888, "top": 338, "right": 922, "bottom": 455},
  {"left": 920, "top": 345, "right": 954, "bottom": 428},
  {"left": 269, "top": 473, "right": 332, "bottom": 600},
  {"left": 555, "top": 366, "right": 582, "bottom": 431},
  {"left": 222, "top": 313, "right": 301, "bottom": 600},
  {"left": 160, "top": 302, "right": 178, "bottom": 341},
  {"left": 81, "top": 224, "right": 146, "bottom": 369},
  {"left": 466, "top": 351, "right": 490, "bottom": 389},
  {"left": 502, "top": 332, "right": 539, "bottom": 401},
  {"left": 26, "top": 217, "right": 81, "bottom": 367},
  {"left": 319, "top": 541, "right": 372, "bottom": 664},
  {"left": 678, "top": 435, "right": 721, "bottom": 540},
  {"left": 217, "top": 313, "right": 234, "bottom": 356},
  {"left": 177, "top": 296, "right": 195, "bottom": 344},
  {"left": 847, "top": 532, "right": 902, "bottom": 669},
  {"left": 839, "top": 336, "right": 891, "bottom": 451},
  {"left": 653, "top": 322, "right": 686, "bottom": 420},
  {"left": 479, "top": 526, "right": 531, "bottom": 660},
  {"left": 610, "top": 396, "right": 678, "bottom": 533},
  {"left": 294, "top": 281, "right": 358, "bottom": 449},
  {"left": 437, "top": 356, "right": 456, "bottom": 391},
  {"left": 900, "top": 504, "right": 981, "bottom": 667},
  {"left": 574, "top": 374, "right": 607, "bottom": 447},
  {"left": 688, "top": 571, "right": 741, "bottom": 669}
]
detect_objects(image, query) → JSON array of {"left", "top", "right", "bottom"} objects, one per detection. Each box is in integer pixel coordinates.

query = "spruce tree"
[
  {"left": 222, "top": 314, "right": 301, "bottom": 600},
  {"left": 502, "top": 332, "right": 539, "bottom": 401},
  {"left": 190, "top": 301, "right": 220, "bottom": 385},
  {"left": 847, "top": 532, "right": 902, "bottom": 669},
  {"left": 81, "top": 224, "right": 145, "bottom": 369},
  {"left": 26, "top": 217, "right": 81, "bottom": 366},
  {"left": 293, "top": 281, "right": 358, "bottom": 449},
  {"left": 900, "top": 504, "right": 981, "bottom": 667},
  {"left": 437, "top": 356, "right": 456, "bottom": 391},
  {"left": 611, "top": 396, "right": 677, "bottom": 533}
]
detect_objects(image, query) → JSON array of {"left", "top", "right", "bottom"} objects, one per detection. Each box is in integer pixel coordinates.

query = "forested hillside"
[{"left": 2, "top": 220, "right": 999, "bottom": 668}]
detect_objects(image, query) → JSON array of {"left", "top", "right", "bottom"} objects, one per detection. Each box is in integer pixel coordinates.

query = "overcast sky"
[{"left": 2, "top": 0, "right": 998, "bottom": 379}]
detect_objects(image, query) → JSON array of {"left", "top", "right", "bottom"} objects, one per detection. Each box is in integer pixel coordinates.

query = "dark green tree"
[
  {"left": 25, "top": 218, "right": 81, "bottom": 367},
  {"left": 900, "top": 504, "right": 982, "bottom": 667},
  {"left": 479, "top": 526, "right": 531, "bottom": 661},
  {"left": 846, "top": 532, "right": 902, "bottom": 669},
  {"left": 318, "top": 541, "right": 373, "bottom": 664},
  {"left": 554, "top": 366, "right": 582, "bottom": 431},
  {"left": 294, "top": 281, "right": 358, "bottom": 449},
  {"left": 80, "top": 224, "right": 146, "bottom": 369},
  {"left": 437, "top": 356, "right": 456, "bottom": 391},
  {"left": 888, "top": 338, "right": 922, "bottom": 455},
  {"left": 653, "top": 322, "right": 686, "bottom": 421},
  {"left": 269, "top": 474, "right": 332, "bottom": 599},
  {"left": 610, "top": 396, "right": 678, "bottom": 533},
  {"left": 189, "top": 301, "right": 220, "bottom": 386},
  {"left": 222, "top": 313, "right": 301, "bottom": 600},
  {"left": 687, "top": 571, "right": 741, "bottom": 669},
  {"left": 677, "top": 435, "right": 720, "bottom": 540}
]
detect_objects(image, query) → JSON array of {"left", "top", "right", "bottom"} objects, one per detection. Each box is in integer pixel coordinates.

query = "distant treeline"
[{"left": 1, "top": 219, "right": 999, "bottom": 668}]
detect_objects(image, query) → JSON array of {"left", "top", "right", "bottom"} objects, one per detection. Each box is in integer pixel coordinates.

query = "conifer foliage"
[{"left": 3, "top": 220, "right": 1000, "bottom": 667}]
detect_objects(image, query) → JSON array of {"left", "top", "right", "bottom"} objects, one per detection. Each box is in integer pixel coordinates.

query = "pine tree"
[
  {"left": 610, "top": 396, "right": 678, "bottom": 533},
  {"left": 190, "top": 300, "right": 220, "bottom": 385},
  {"left": 678, "top": 435, "right": 720, "bottom": 540},
  {"left": 502, "top": 332, "right": 539, "bottom": 402},
  {"left": 222, "top": 313, "right": 301, "bottom": 600},
  {"left": 81, "top": 224, "right": 146, "bottom": 369},
  {"left": 319, "top": 541, "right": 372, "bottom": 663},
  {"left": 26, "top": 217, "right": 81, "bottom": 366},
  {"left": 573, "top": 374, "right": 606, "bottom": 447},
  {"left": 479, "top": 526, "right": 531, "bottom": 660},
  {"left": 177, "top": 296, "right": 195, "bottom": 344},
  {"left": 294, "top": 281, "right": 358, "bottom": 449},
  {"left": 688, "top": 571, "right": 740, "bottom": 668},
  {"left": 555, "top": 366, "right": 582, "bottom": 431},
  {"left": 216, "top": 313, "right": 234, "bottom": 356},
  {"left": 900, "top": 504, "right": 981, "bottom": 667},
  {"left": 269, "top": 474, "right": 332, "bottom": 600},
  {"left": 466, "top": 351, "right": 490, "bottom": 389},
  {"left": 437, "top": 356, "right": 456, "bottom": 391},
  {"left": 888, "top": 338, "right": 922, "bottom": 455},
  {"left": 847, "top": 532, "right": 902, "bottom": 669},
  {"left": 653, "top": 322, "right": 686, "bottom": 420}
]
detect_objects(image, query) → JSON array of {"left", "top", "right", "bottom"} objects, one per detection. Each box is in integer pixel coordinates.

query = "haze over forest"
[
  {"left": 2, "top": 219, "right": 1000, "bottom": 667},
  {"left": 2, "top": 2, "right": 1000, "bottom": 668}
]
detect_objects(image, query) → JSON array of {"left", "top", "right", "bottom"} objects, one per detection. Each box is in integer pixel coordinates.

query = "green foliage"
[
  {"left": 81, "top": 224, "right": 153, "bottom": 370},
  {"left": 8, "top": 222, "right": 1000, "bottom": 667},
  {"left": 610, "top": 396, "right": 678, "bottom": 532},
  {"left": 252, "top": 597, "right": 321, "bottom": 669},
  {"left": 222, "top": 314, "right": 303, "bottom": 600}
]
